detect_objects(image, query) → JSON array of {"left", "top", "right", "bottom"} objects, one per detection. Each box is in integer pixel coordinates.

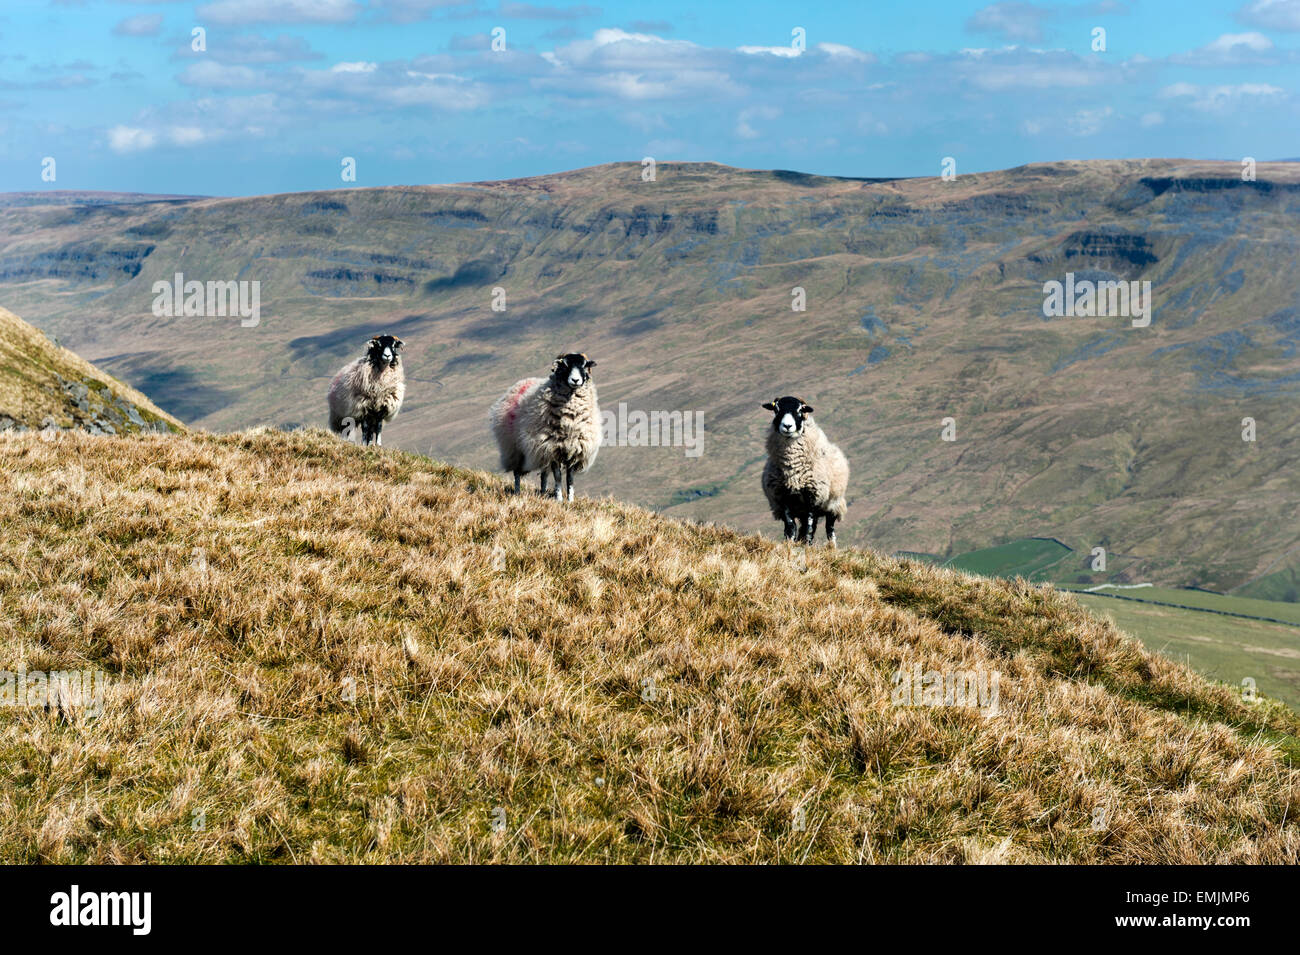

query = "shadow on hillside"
[
  {"left": 286, "top": 313, "right": 438, "bottom": 364},
  {"left": 95, "top": 352, "right": 237, "bottom": 422}
]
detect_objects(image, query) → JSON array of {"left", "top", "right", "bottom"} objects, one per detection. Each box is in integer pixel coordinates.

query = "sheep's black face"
[
  {"left": 762, "top": 396, "right": 813, "bottom": 438},
  {"left": 366, "top": 335, "right": 403, "bottom": 368},
  {"left": 552, "top": 352, "right": 596, "bottom": 390}
]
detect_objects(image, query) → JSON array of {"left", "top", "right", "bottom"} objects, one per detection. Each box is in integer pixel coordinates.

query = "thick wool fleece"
[
  {"left": 761, "top": 418, "right": 849, "bottom": 520},
  {"left": 328, "top": 357, "right": 405, "bottom": 434},
  {"left": 489, "top": 376, "right": 600, "bottom": 475}
]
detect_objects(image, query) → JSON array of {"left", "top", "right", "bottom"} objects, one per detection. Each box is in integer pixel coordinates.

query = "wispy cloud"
[
  {"left": 1236, "top": 0, "right": 1300, "bottom": 31},
  {"left": 1171, "top": 31, "right": 1286, "bottom": 66},
  {"left": 499, "top": 3, "right": 601, "bottom": 19},
  {"left": 966, "top": 2, "right": 1053, "bottom": 43},
  {"left": 112, "top": 14, "right": 163, "bottom": 38},
  {"left": 1159, "top": 80, "right": 1286, "bottom": 111},
  {"left": 107, "top": 125, "right": 156, "bottom": 153},
  {"left": 171, "top": 33, "right": 323, "bottom": 65},
  {"left": 196, "top": 0, "right": 361, "bottom": 26}
]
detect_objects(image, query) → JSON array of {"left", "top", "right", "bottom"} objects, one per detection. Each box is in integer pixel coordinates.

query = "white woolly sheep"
[
  {"left": 327, "top": 334, "right": 405, "bottom": 446},
  {"left": 760, "top": 396, "right": 849, "bottom": 545},
  {"left": 488, "top": 352, "right": 600, "bottom": 501}
]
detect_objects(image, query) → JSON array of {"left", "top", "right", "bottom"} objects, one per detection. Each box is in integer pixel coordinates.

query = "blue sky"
[{"left": 2, "top": 0, "right": 1299, "bottom": 195}]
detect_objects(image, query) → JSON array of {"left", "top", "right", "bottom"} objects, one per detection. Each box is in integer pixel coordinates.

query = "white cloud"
[
  {"left": 499, "top": 2, "right": 601, "bottom": 18},
  {"left": 107, "top": 125, "right": 156, "bottom": 153},
  {"left": 112, "top": 14, "right": 163, "bottom": 38},
  {"left": 1067, "top": 106, "right": 1111, "bottom": 136},
  {"left": 965, "top": 2, "right": 1051, "bottom": 44},
  {"left": 168, "top": 126, "right": 208, "bottom": 146},
  {"left": 534, "top": 29, "right": 745, "bottom": 100},
  {"left": 857, "top": 113, "right": 888, "bottom": 135},
  {"left": 197, "top": 34, "right": 321, "bottom": 65},
  {"left": 1172, "top": 31, "right": 1280, "bottom": 65},
  {"left": 542, "top": 69, "right": 735, "bottom": 101},
  {"left": 292, "top": 60, "right": 489, "bottom": 109},
  {"left": 178, "top": 61, "right": 263, "bottom": 88},
  {"left": 1159, "top": 81, "right": 1286, "bottom": 111},
  {"left": 738, "top": 45, "right": 802, "bottom": 58},
  {"left": 816, "top": 43, "right": 875, "bottom": 62},
  {"left": 966, "top": 60, "right": 1107, "bottom": 90},
  {"left": 555, "top": 28, "right": 703, "bottom": 67},
  {"left": 1207, "top": 31, "right": 1273, "bottom": 52},
  {"left": 372, "top": 0, "right": 471, "bottom": 24},
  {"left": 380, "top": 74, "right": 485, "bottom": 109},
  {"left": 735, "top": 104, "right": 779, "bottom": 139},
  {"left": 1237, "top": 0, "right": 1300, "bottom": 31},
  {"left": 196, "top": 0, "right": 359, "bottom": 26}
]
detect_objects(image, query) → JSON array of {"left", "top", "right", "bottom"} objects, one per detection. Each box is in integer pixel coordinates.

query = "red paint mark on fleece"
[{"left": 502, "top": 379, "right": 533, "bottom": 432}]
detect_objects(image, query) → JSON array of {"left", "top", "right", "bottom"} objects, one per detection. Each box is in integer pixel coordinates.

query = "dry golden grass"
[{"left": 0, "top": 426, "right": 1296, "bottom": 863}]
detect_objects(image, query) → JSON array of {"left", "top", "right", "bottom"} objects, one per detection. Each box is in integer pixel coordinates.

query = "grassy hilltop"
[{"left": 1, "top": 426, "right": 1297, "bottom": 864}]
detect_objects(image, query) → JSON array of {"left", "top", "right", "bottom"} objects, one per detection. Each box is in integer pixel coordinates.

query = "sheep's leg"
[
  {"left": 514, "top": 471, "right": 522, "bottom": 494},
  {"left": 797, "top": 514, "right": 813, "bottom": 544},
  {"left": 805, "top": 514, "right": 820, "bottom": 545},
  {"left": 551, "top": 462, "right": 563, "bottom": 501},
  {"left": 538, "top": 470, "right": 548, "bottom": 495},
  {"left": 565, "top": 465, "right": 575, "bottom": 503},
  {"left": 373, "top": 417, "right": 383, "bottom": 447},
  {"left": 782, "top": 508, "right": 797, "bottom": 541},
  {"left": 824, "top": 513, "right": 837, "bottom": 548}
]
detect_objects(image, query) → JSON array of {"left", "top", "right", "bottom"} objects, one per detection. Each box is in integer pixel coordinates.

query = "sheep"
[
  {"left": 488, "top": 353, "right": 600, "bottom": 502},
  {"left": 327, "top": 334, "right": 405, "bottom": 446},
  {"left": 760, "top": 396, "right": 849, "bottom": 546}
]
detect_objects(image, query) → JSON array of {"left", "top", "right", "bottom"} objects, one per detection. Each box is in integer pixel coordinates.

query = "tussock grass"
[
  {"left": 0, "top": 306, "right": 181, "bottom": 433},
  {"left": 0, "top": 427, "right": 1296, "bottom": 863}
]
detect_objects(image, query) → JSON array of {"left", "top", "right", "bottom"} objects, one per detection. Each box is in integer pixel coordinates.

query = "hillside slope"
[
  {"left": 0, "top": 306, "right": 180, "bottom": 435},
  {"left": 2, "top": 160, "right": 1299, "bottom": 596},
  {"left": 1, "top": 428, "right": 1296, "bottom": 863}
]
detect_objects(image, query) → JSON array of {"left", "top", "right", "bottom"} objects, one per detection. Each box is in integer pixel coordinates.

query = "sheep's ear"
[
  {"left": 584, "top": 359, "right": 596, "bottom": 370},
  {"left": 761, "top": 401, "right": 777, "bottom": 412},
  {"left": 393, "top": 338, "right": 404, "bottom": 349},
  {"left": 366, "top": 338, "right": 378, "bottom": 348},
  {"left": 801, "top": 404, "right": 814, "bottom": 415}
]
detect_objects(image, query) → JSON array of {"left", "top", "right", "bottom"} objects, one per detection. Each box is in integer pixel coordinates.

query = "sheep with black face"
[
  {"left": 488, "top": 352, "right": 600, "bottom": 501},
  {"left": 760, "top": 396, "right": 849, "bottom": 545},
  {"left": 327, "top": 334, "right": 405, "bottom": 446}
]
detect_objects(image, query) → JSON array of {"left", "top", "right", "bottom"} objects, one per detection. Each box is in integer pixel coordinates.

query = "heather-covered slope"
[{"left": 0, "top": 429, "right": 1296, "bottom": 863}]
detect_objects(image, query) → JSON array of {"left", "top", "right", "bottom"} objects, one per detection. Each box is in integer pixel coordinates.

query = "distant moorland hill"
[{"left": 2, "top": 159, "right": 1298, "bottom": 598}]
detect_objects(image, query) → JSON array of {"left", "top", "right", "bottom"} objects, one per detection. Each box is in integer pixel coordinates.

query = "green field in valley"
[
  {"left": 939, "top": 538, "right": 1073, "bottom": 581},
  {"left": 910, "top": 538, "right": 1300, "bottom": 710},
  {"left": 1075, "top": 595, "right": 1300, "bottom": 711}
]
